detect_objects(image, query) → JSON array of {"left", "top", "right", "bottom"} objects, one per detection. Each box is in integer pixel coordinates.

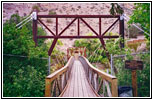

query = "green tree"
[
  {"left": 128, "top": 3, "right": 150, "bottom": 39},
  {"left": 3, "top": 13, "right": 66, "bottom": 97},
  {"left": 3, "top": 14, "right": 48, "bottom": 97}
]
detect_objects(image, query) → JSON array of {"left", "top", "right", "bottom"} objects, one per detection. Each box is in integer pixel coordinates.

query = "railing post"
[
  {"left": 111, "top": 79, "right": 118, "bottom": 97},
  {"left": 45, "top": 78, "right": 51, "bottom": 97}
]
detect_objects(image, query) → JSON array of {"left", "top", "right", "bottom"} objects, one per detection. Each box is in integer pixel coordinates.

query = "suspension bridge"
[{"left": 17, "top": 10, "right": 125, "bottom": 97}]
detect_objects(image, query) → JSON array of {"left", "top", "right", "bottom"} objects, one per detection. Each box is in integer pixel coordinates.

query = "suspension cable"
[
  {"left": 88, "top": 43, "right": 101, "bottom": 60},
  {"left": 123, "top": 14, "right": 150, "bottom": 37},
  {"left": 16, "top": 12, "right": 36, "bottom": 29},
  {"left": 17, "top": 17, "right": 33, "bottom": 29},
  {"left": 16, "top": 14, "right": 32, "bottom": 27}
]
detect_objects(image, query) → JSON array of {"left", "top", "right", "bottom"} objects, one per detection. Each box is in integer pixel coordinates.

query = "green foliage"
[
  {"left": 74, "top": 35, "right": 150, "bottom": 97},
  {"left": 3, "top": 57, "right": 47, "bottom": 97},
  {"left": 105, "top": 32, "right": 118, "bottom": 36},
  {"left": 137, "top": 53, "right": 150, "bottom": 97},
  {"left": 115, "top": 53, "right": 150, "bottom": 97},
  {"left": 128, "top": 3, "right": 150, "bottom": 39},
  {"left": 3, "top": 14, "right": 49, "bottom": 97},
  {"left": 74, "top": 37, "right": 127, "bottom": 66}
]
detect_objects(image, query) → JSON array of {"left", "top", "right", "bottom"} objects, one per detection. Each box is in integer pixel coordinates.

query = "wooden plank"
[
  {"left": 46, "top": 56, "right": 74, "bottom": 79},
  {"left": 60, "top": 60, "right": 99, "bottom": 97},
  {"left": 59, "top": 75, "right": 62, "bottom": 91},
  {"left": 61, "top": 75, "right": 71, "bottom": 97},
  {"left": 77, "top": 60, "right": 84, "bottom": 97},
  {"left": 79, "top": 56, "right": 119, "bottom": 97},
  {"left": 79, "top": 61, "right": 98, "bottom": 97},
  {"left": 97, "top": 79, "right": 103, "bottom": 93},
  {"left": 132, "top": 70, "right": 138, "bottom": 97},
  {"left": 96, "top": 74, "right": 99, "bottom": 92},
  {"left": 68, "top": 61, "right": 76, "bottom": 97},
  {"left": 80, "top": 56, "right": 116, "bottom": 82},
  {"left": 45, "top": 78, "right": 51, "bottom": 97},
  {"left": 93, "top": 73, "right": 97, "bottom": 90},
  {"left": 111, "top": 78, "right": 118, "bottom": 97},
  {"left": 103, "top": 79, "right": 105, "bottom": 96},
  {"left": 81, "top": 60, "right": 98, "bottom": 97},
  {"left": 51, "top": 80, "right": 56, "bottom": 96},
  {"left": 74, "top": 60, "right": 79, "bottom": 97},
  {"left": 80, "top": 61, "right": 89, "bottom": 97},
  {"left": 104, "top": 80, "right": 112, "bottom": 97},
  {"left": 56, "top": 78, "right": 62, "bottom": 94}
]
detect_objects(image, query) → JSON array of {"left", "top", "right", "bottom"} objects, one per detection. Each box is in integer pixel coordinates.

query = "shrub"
[
  {"left": 32, "top": 5, "right": 40, "bottom": 12},
  {"left": 48, "top": 10, "right": 56, "bottom": 15},
  {"left": 3, "top": 14, "right": 48, "bottom": 97}
]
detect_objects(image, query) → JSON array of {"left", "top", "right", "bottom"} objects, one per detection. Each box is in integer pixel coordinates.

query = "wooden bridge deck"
[{"left": 60, "top": 60, "right": 99, "bottom": 97}]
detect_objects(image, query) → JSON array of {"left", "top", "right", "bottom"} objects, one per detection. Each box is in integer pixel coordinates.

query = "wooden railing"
[
  {"left": 79, "top": 56, "right": 118, "bottom": 97},
  {"left": 45, "top": 56, "right": 74, "bottom": 97}
]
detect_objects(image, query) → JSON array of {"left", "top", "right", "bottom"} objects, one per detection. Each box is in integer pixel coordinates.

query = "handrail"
[
  {"left": 79, "top": 56, "right": 118, "bottom": 97},
  {"left": 45, "top": 56, "right": 74, "bottom": 97}
]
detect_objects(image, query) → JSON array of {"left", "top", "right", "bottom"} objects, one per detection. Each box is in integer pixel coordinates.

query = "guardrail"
[
  {"left": 45, "top": 56, "right": 74, "bottom": 97},
  {"left": 79, "top": 56, "right": 118, "bottom": 97}
]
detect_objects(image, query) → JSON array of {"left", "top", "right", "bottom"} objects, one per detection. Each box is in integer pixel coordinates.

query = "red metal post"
[
  {"left": 32, "top": 11, "right": 38, "bottom": 46},
  {"left": 99, "top": 18, "right": 101, "bottom": 36},
  {"left": 48, "top": 38, "right": 58, "bottom": 56},
  {"left": 99, "top": 38, "right": 106, "bottom": 50},
  {"left": 56, "top": 17, "right": 58, "bottom": 35},
  {"left": 78, "top": 18, "right": 80, "bottom": 36},
  {"left": 119, "top": 16, "right": 124, "bottom": 48},
  {"left": 99, "top": 38, "right": 110, "bottom": 61}
]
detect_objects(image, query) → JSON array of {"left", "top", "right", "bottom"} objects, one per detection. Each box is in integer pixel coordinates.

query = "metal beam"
[
  {"left": 48, "top": 38, "right": 58, "bottom": 56},
  {"left": 102, "top": 18, "right": 119, "bottom": 36},
  {"left": 37, "top": 15, "right": 120, "bottom": 18},
  {"left": 119, "top": 18, "right": 124, "bottom": 48},
  {"left": 38, "top": 18, "right": 55, "bottom": 36},
  {"left": 37, "top": 36, "right": 119, "bottom": 39},
  {"left": 59, "top": 18, "right": 77, "bottom": 36},
  {"left": 99, "top": 18, "right": 101, "bottom": 35},
  {"left": 33, "top": 15, "right": 38, "bottom": 46},
  {"left": 56, "top": 17, "right": 58, "bottom": 35},
  {"left": 80, "top": 18, "right": 99, "bottom": 36},
  {"left": 78, "top": 18, "right": 80, "bottom": 36},
  {"left": 99, "top": 38, "right": 110, "bottom": 61}
]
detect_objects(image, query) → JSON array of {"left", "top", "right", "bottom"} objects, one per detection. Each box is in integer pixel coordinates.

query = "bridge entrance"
[
  {"left": 31, "top": 11, "right": 124, "bottom": 97},
  {"left": 32, "top": 11, "right": 124, "bottom": 57}
]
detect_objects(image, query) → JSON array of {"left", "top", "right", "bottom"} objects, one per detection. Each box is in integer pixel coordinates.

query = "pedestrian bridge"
[{"left": 45, "top": 56, "right": 118, "bottom": 97}]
